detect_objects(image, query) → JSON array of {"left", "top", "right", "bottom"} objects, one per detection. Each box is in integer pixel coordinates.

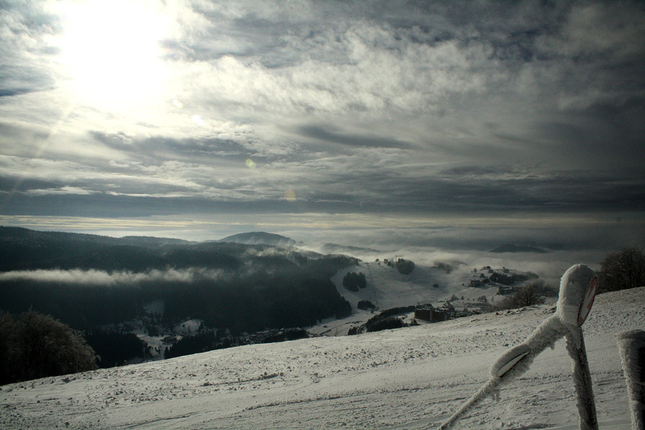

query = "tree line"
[{"left": 492, "top": 247, "right": 645, "bottom": 311}]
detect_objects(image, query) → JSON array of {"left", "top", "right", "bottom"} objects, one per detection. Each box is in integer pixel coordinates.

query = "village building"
[{"left": 414, "top": 303, "right": 456, "bottom": 323}]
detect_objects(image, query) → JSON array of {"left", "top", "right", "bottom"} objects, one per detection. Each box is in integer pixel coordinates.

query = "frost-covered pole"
[
  {"left": 615, "top": 329, "right": 645, "bottom": 430},
  {"left": 566, "top": 328, "right": 598, "bottom": 430},
  {"left": 437, "top": 264, "right": 598, "bottom": 430},
  {"left": 558, "top": 265, "right": 599, "bottom": 430}
]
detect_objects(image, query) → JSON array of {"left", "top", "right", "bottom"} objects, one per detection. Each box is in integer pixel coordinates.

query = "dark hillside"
[
  {"left": 0, "top": 227, "right": 355, "bottom": 350},
  {"left": 0, "top": 227, "right": 181, "bottom": 271}
]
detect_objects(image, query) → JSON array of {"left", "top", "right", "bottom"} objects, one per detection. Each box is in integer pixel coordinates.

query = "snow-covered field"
[{"left": 2, "top": 287, "right": 643, "bottom": 429}]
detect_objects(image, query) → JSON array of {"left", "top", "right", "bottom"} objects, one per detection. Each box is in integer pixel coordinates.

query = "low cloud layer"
[{"left": 0, "top": 268, "right": 224, "bottom": 286}]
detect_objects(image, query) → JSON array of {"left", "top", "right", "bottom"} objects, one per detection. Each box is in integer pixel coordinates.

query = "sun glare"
[{"left": 59, "top": 0, "right": 170, "bottom": 110}]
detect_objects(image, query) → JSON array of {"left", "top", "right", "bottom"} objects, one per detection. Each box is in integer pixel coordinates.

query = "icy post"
[
  {"left": 438, "top": 264, "right": 599, "bottom": 430},
  {"left": 615, "top": 329, "right": 645, "bottom": 430},
  {"left": 561, "top": 265, "right": 599, "bottom": 430}
]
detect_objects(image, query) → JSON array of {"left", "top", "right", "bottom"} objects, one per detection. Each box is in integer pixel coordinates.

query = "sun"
[{"left": 58, "top": 0, "right": 170, "bottom": 110}]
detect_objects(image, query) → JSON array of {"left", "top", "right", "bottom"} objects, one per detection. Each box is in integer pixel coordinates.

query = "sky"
[{"left": 0, "top": 0, "right": 644, "bottom": 248}]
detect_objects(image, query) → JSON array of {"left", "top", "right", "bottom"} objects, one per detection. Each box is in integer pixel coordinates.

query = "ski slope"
[
  {"left": 1, "top": 287, "right": 643, "bottom": 429},
  {"left": 311, "top": 260, "right": 528, "bottom": 336}
]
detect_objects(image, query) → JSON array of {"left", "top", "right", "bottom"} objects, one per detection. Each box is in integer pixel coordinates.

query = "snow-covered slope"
[
  {"left": 2, "top": 287, "right": 643, "bottom": 429},
  {"left": 332, "top": 261, "right": 466, "bottom": 310},
  {"left": 311, "top": 261, "right": 528, "bottom": 336}
]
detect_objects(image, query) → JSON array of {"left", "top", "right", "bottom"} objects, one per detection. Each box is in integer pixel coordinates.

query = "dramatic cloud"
[{"left": 0, "top": 0, "right": 643, "bottom": 245}]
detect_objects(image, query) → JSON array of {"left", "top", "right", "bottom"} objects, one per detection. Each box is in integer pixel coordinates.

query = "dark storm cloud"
[
  {"left": 90, "top": 132, "right": 258, "bottom": 163},
  {"left": 0, "top": 87, "right": 36, "bottom": 97},
  {"left": 258, "top": 164, "right": 645, "bottom": 215},
  {"left": 434, "top": 168, "right": 645, "bottom": 212},
  {"left": 298, "top": 125, "right": 414, "bottom": 149},
  {"left": 0, "top": 176, "right": 60, "bottom": 193}
]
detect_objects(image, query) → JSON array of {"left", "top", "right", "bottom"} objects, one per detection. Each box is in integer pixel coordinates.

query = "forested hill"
[
  {"left": 0, "top": 227, "right": 356, "bottom": 360},
  {"left": 0, "top": 227, "right": 195, "bottom": 271},
  {"left": 0, "top": 227, "right": 303, "bottom": 273}
]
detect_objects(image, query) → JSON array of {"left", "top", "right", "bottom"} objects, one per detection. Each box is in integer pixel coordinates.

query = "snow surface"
[{"left": 1, "top": 287, "right": 643, "bottom": 429}]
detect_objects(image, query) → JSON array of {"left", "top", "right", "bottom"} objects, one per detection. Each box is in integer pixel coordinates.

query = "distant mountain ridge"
[
  {"left": 218, "top": 232, "right": 297, "bottom": 247},
  {"left": 0, "top": 226, "right": 196, "bottom": 272},
  {"left": 0, "top": 227, "right": 192, "bottom": 248},
  {"left": 0, "top": 227, "right": 302, "bottom": 272}
]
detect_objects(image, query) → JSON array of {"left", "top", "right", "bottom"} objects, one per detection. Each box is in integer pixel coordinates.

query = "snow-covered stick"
[
  {"left": 615, "top": 329, "right": 645, "bottom": 430},
  {"left": 437, "top": 265, "right": 598, "bottom": 430},
  {"left": 437, "top": 377, "right": 501, "bottom": 430},
  {"left": 565, "top": 327, "right": 598, "bottom": 430}
]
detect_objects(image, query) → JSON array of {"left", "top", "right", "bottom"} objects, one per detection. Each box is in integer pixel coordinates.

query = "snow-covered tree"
[{"left": 0, "top": 311, "right": 98, "bottom": 384}]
